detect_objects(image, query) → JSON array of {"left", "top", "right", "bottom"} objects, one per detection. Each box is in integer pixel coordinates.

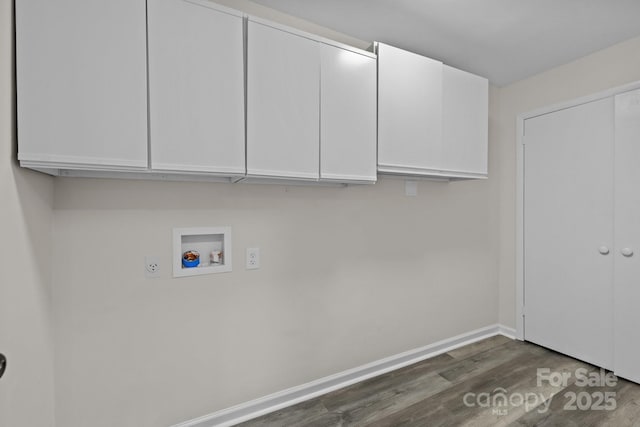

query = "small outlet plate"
[
  {"left": 246, "top": 248, "right": 260, "bottom": 270},
  {"left": 145, "top": 256, "right": 161, "bottom": 278},
  {"left": 405, "top": 180, "right": 417, "bottom": 196}
]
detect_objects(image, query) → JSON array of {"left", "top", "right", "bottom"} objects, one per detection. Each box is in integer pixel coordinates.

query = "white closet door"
[
  {"left": 247, "top": 20, "right": 320, "bottom": 180},
  {"left": 614, "top": 89, "right": 640, "bottom": 383},
  {"left": 320, "top": 44, "right": 376, "bottom": 183},
  {"left": 524, "top": 97, "right": 614, "bottom": 369},
  {"left": 148, "top": 0, "right": 245, "bottom": 175},
  {"left": 16, "top": 0, "right": 147, "bottom": 170}
]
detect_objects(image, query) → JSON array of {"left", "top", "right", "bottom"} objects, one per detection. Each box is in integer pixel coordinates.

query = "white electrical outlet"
[
  {"left": 246, "top": 248, "right": 260, "bottom": 270},
  {"left": 145, "top": 256, "right": 161, "bottom": 278}
]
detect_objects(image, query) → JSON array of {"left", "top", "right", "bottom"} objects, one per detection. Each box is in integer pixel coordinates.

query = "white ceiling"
[{"left": 250, "top": 0, "right": 640, "bottom": 86}]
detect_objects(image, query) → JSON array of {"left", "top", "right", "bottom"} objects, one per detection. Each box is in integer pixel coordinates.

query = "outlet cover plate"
[{"left": 246, "top": 248, "right": 260, "bottom": 270}]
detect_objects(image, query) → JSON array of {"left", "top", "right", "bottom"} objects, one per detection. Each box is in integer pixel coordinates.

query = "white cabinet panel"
[
  {"left": 247, "top": 20, "right": 320, "bottom": 180},
  {"left": 377, "top": 43, "right": 443, "bottom": 174},
  {"left": 443, "top": 65, "right": 488, "bottom": 176},
  {"left": 320, "top": 44, "right": 376, "bottom": 183},
  {"left": 524, "top": 97, "right": 614, "bottom": 370},
  {"left": 148, "top": 0, "right": 245, "bottom": 176},
  {"left": 614, "top": 88, "right": 640, "bottom": 384},
  {"left": 16, "top": 0, "right": 147, "bottom": 170}
]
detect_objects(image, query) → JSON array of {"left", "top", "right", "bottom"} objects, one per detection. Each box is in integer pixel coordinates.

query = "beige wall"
[
  {"left": 497, "top": 35, "right": 640, "bottom": 328},
  {"left": 0, "top": 0, "right": 56, "bottom": 425},
  {"left": 51, "top": 129, "right": 500, "bottom": 425}
]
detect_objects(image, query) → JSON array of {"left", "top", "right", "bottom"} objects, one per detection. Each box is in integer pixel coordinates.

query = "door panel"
[
  {"left": 614, "top": 89, "right": 640, "bottom": 383},
  {"left": 148, "top": 0, "right": 245, "bottom": 175},
  {"left": 377, "top": 43, "right": 443, "bottom": 171},
  {"left": 442, "top": 65, "right": 488, "bottom": 175},
  {"left": 320, "top": 44, "right": 376, "bottom": 182},
  {"left": 247, "top": 21, "right": 320, "bottom": 180},
  {"left": 16, "top": 0, "right": 148, "bottom": 169},
  {"left": 524, "top": 97, "right": 614, "bottom": 369}
]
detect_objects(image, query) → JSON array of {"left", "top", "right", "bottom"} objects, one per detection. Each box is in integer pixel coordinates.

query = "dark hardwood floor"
[{"left": 237, "top": 336, "right": 640, "bottom": 426}]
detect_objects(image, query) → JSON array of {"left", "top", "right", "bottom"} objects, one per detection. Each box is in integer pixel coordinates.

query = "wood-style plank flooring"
[{"left": 238, "top": 336, "right": 640, "bottom": 426}]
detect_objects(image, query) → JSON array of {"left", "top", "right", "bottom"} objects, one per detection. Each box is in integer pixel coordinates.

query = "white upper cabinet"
[
  {"left": 377, "top": 42, "right": 488, "bottom": 179},
  {"left": 16, "top": 0, "right": 148, "bottom": 172},
  {"left": 377, "top": 43, "right": 443, "bottom": 175},
  {"left": 246, "top": 19, "right": 377, "bottom": 183},
  {"left": 442, "top": 65, "right": 488, "bottom": 177},
  {"left": 320, "top": 44, "right": 377, "bottom": 183},
  {"left": 247, "top": 19, "right": 320, "bottom": 180},
  {"left": 148, "top": 0, "right": 245, "bottom": 176}
]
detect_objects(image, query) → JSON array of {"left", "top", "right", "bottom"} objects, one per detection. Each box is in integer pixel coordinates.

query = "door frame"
[{"left": 515, "top": 79, "right": 640, "bottom": 340}]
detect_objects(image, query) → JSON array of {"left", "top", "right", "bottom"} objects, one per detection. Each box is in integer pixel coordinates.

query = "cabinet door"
[
  {"left": 247, "top": 21, "right": 320, "bottom": 180},
  {"left": 442, "top": 65, "right": 488, "bottom": 176},
  {"left": 148, "top": 0, "right": 245, "bottom": 175},
  {"left": 524, "top": 97, "right": 614, "bottom": 370},
  {"left": 377, "top": 43, "right": 443, "bottom": 173},
  {"left": 614, "top": 88, "right": 640, "bottom": 383},
  {"left": 16, "top": 0, "right": 147, "bottom": 170},
  {"left": 320, "top": 44, "right": 376, "bottom": 183}
]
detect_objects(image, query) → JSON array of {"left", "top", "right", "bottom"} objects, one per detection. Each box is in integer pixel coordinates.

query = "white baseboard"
[
  {"left": 173, "top": 324, "right": 515, "bottom": 427},
  {"left": 498, "top": 325, "right": 517, "bottom": 339}
]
